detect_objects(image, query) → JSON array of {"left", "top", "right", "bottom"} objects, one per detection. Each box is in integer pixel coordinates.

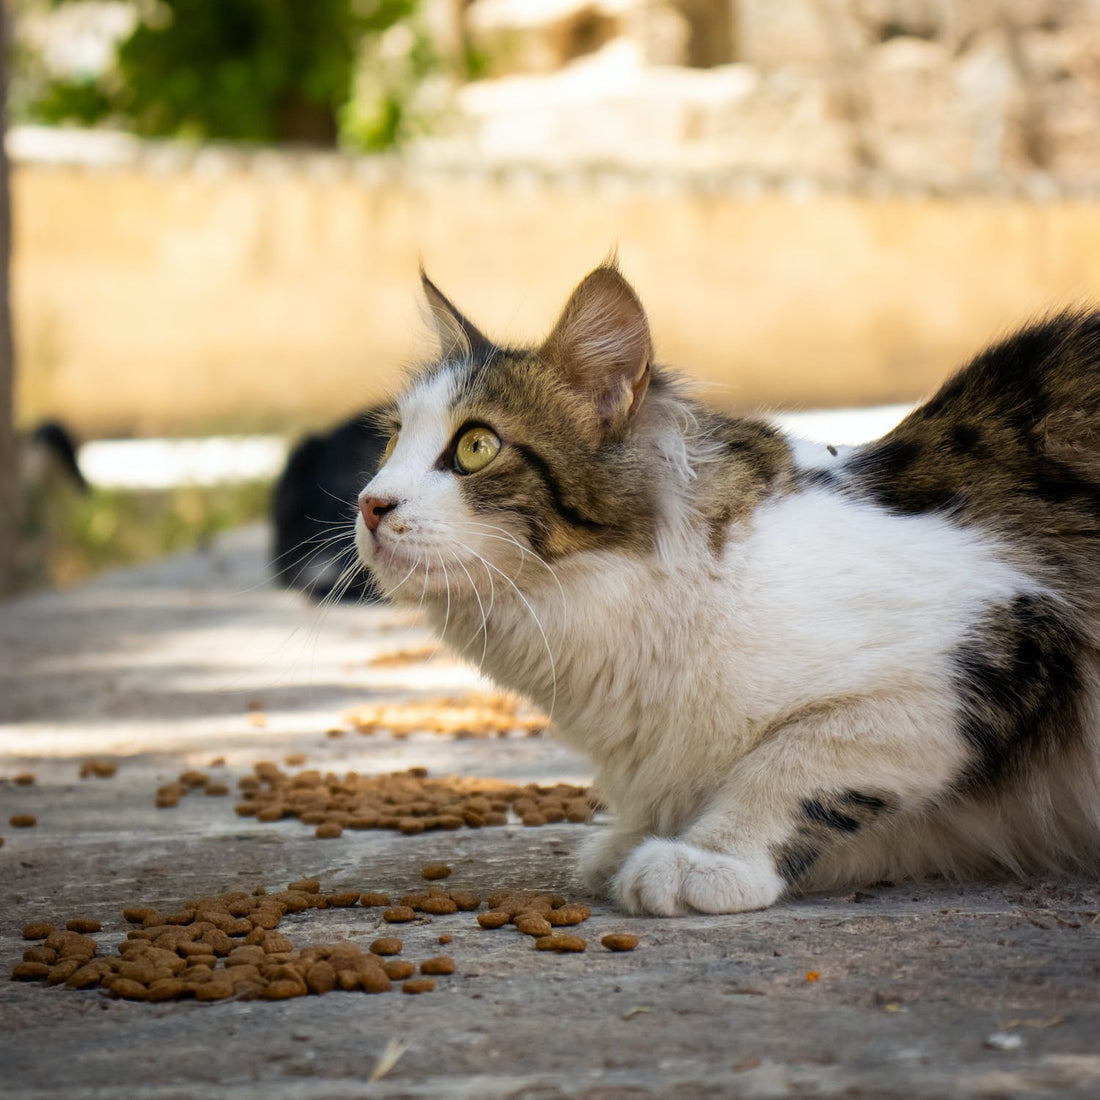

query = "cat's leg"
[
  {"left": 612, "top": 698, "right": 966, "bottom": 915},
  {"left": 576, "top": 824, "right": 648, "bottom": 893}
]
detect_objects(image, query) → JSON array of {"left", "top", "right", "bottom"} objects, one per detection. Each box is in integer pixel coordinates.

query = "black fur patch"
[
  {"left": 952, "top": 593, "right": 1083, "bottom": 792},
  {"left": 511, "top": 442, "right": 608, "bottom": 532},
  {"left": 773, "top": 789, "right": 893, "bottom": 884}
]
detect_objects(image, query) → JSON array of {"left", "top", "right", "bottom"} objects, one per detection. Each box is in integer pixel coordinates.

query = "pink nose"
[{"left": 359, "top": 495, "right": 396, "bottom": 532}]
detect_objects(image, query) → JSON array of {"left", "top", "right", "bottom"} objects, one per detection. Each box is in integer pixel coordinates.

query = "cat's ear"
[
  {"left": 540, "top": 264, "right": 652, "bottom": 432},
  {"left": 420, "top": 267, "right": 494, "bottom": 361}
]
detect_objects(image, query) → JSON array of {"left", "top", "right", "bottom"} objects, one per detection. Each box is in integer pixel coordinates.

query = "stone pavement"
[{"left": 1, "top": 526, "right": 1098, "bottom": 1100}]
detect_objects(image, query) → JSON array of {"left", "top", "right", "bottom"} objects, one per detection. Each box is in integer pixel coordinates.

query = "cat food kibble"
[
  {"left": 438, "top": 934, "right": 452, "bottom": 945},
  {"left": 369, "top": 938, "right": 402, "bottom": 956},
  {"left": 9, "top": 814, "right": 36, "bottom": 828},
  {"left": 359, "top": 892, "right": 391, "bottom": 907},
  {"left": 601, "top": 933, "right": 639, "bottom": 952},
  {"left": 65, "top": 919, "right": 101, "bottom": 934},
  {"left": 315, "top": 822, "right": 343, "bottom": 839},
  {"left": 22, "top": 923, "right": 53, "bottom": 940},
  {"left": 14, "top": 773, "right": 35, "bottom": 785},
  {"left": 477, "top": 910, "right": 510, "bottom": 929},
  {"left": 382, "top": 907, "right": 416, "bottom": 923},
  {"left": 535, "top": 934, "right": 587, "bottom": 952},
  {"left": 382, "top": 959, "right": 416, "bottom": 980},
  {"left": 420, "top": 862, "right": 452, "bottom": 880},
  {"left": 401, "top": 978, "right": 435, "bottom": 994},
  {"left": 515, "top": 914, "right": 553, "bottom": 938},
  {"left": 419, "top": 956, "right": 455, "bottom": 975}
]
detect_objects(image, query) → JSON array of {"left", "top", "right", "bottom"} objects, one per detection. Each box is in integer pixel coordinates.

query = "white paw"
[
  {"left": 576, "top": 828, "right": 640, "bottom": 894},
  {"left": 612, "top": 838, "right": 785, "bottom": 916}
]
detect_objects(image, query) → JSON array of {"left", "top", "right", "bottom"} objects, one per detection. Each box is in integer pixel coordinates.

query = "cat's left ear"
[
  {"left": 540, "top": 265, "right": 652, "bottom": 433},
  {"left": 420, "top": 267, "right": 495, "bottom": 362}
]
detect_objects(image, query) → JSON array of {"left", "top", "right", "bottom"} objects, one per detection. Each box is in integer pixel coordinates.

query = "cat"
[
  {"left": 352, "top": 262, "right": 1100, "bottom": 915},
  {"left": 272, "top": 410, "right": 387, "bottom": 602}
]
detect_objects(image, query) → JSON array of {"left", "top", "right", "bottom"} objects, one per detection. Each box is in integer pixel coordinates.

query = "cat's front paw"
[{"left": 612, "top": 838, "right": 785, "bottom": 916}]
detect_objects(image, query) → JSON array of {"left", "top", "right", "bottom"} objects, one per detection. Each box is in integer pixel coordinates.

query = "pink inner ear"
[{"left": 541, "top": 266, "right": 653, "bottom": 428}]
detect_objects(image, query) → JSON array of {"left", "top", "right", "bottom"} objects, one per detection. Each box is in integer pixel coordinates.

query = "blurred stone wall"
[
  {"left": 453, "top": 0, "right": 1100, "bottom": 186},
  {"left": 13, "top": 128, "right": 1100, "bottom": 438}
]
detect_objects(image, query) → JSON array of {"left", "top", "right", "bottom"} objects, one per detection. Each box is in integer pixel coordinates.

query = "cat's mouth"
[{"left": 356, "top": 526, "right": 451, "bottom": 601}]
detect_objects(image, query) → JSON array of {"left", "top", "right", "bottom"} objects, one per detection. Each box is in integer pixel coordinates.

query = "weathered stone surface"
[{"left": 1, "top": 525, "right": 1099, "bottom": 1098}]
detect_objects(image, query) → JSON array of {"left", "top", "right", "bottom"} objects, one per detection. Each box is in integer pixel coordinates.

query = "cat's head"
[{"left": 354, "top": 263, "right": 683, "bottom": 604}]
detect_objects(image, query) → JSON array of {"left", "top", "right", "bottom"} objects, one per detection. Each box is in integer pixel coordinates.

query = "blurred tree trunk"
[{"left": 0, "top": 2, "right": 18, "bottom": 597}]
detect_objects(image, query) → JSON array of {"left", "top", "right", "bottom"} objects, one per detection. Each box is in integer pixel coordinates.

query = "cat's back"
[{"left": 834, "top": 311, "right": 1100, "bottom": 588}]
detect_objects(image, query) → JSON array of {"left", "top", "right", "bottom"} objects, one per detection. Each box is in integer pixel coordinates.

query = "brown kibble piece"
[
  {"left": 22, "top": 922, "right": 54, "bottom": 940},
  {"left": 535, "top": 934, "right": 587, "bottom": 952},
  {"left": 284, "top": 753, "right": 307, "bottom": 766},
  {"left": 419, "top": 956, "right": 455, "bottom": 975},
  {"left": 123, "top": 906, "right": 157, "bottom": 925},
  {"left": 111, "top": 978, "right": 148, "bottom": 1000},
  {"left": 359, "top": 892, "right": 391, "bottom": 908},
  {"left": 382, "top": 906, "right": 416, "bottom": 923},
  {"left": 361, "top": 970, "right": 392, "bottom": 993},
  {"left": 47, "top": 958, "right": 84, "bottom": 985},
  {"left": 402, "top": 978, "right": 435, "bottom": 994},
  {"left": 369, "top": 937, "right": 402, "bottom": 956},
  {"left": 14, "top": 773, "right": 35, "bottom": 785},
  {"left": 66, "top": 919, "right": 102, "bottom": 934},
  {"left": 601, "top": 933, "right": 639, "bottom": 952},
  {"left": 547, "top": 905, "right": 591, "bottom": 926},
  {"left": 146, "top": 979, "right": 185, "bottom": 1002},
  {"left": 265, "top": 979, "right": 305, "bottom": 1000},
  {"left": 521, "top": 813, "right": 547, "bottom": 827},
  {"left": 420, "top": 862, "right": 452, "bottom": 880},
  {"left": 326, "top": 891, "right": 360, "bottom": 907},
  {"left": 515, "top": 915, "right": 553, "bottom": 937},
  {"left": 9, "top": 814, "right": 36, "bottom": 828},
  {"left": 306, "top": 960, "right": 337, "bottom": 994},
  {"left": 12, "top": 962, "right": 50, "bottom": 980},
  {"left": 195, "top": 979, "right": 235, "bottom": 1001},
  {"left": 204, "top": 783, "right": 230, "bottom": 796},
  {"left": 315, "top": 822, "right": 343, "bottom": 839},
  {"left": 438, "top": 934, "right": 452, "bottom": 945},
  {"left": 447, "top": 889, "right": 482, "bottom": 911},
  {"left": 288, "top": 879, "right": 321, "bottom": 894},
  {"left": 420, "top": 897, "right": 458, "bottom": 915},
  {"left": 477, "top": 910, "right": 510, "bottom": 929},
  {"left": 382, "top": 959, "right": 415, "bottom": 980},
  {"left": 22, "top": 946, "right": 57, "bottom": 965}
]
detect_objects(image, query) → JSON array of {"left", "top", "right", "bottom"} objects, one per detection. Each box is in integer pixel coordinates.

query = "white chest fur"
[{"left": 438, "top": 485, "right": 1035, "bottom": 836}]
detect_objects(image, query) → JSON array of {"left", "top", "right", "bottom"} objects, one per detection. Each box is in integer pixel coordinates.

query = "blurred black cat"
[{"left": 271, "top": 409, "right": 387, "bottom": 602}]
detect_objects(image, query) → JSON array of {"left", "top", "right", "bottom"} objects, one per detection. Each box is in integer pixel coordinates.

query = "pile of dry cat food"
[
  {"left": 10, "top": 866, "right": 638, "bottom": 1001},
  {"left": 344, "top": 692, "right": 546, "bottom": 739},
  {"left": 158, "top": 763, "right": 595, "bottom": 838}
]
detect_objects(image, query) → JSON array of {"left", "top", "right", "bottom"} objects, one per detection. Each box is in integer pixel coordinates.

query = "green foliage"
[
  {"left": 16, "top": 478, "right": 273, "bottom": 592},
  {"left": 29, "top": 0, "right": 421, "bottom": 146}
]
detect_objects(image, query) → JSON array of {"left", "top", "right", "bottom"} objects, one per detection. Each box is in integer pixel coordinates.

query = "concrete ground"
[{"left": 1, "top": 526, "right": 1098, "bottom": 1100}]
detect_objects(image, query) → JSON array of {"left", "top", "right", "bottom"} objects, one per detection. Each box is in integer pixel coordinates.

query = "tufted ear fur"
[
  {"left": 540, "top": 264, "right": 652, "bottom": 433},
  {"left": 420, "top": 267, "right": 495, "bottom": 362}
]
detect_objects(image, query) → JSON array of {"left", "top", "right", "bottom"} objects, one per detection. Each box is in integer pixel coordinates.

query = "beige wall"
[{"left": 14, "top": 150, "right": 1100, "bottom": 437}]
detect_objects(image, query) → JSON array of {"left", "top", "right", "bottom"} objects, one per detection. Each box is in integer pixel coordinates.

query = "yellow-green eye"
[
  {"left": 454, "top": 425, "right": 501, "bottom": 474},
  {"left": 381, "top": 434, "right": 397, "bottom": 466}
]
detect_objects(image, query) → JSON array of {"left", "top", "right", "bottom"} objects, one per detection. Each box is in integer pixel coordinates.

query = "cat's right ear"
[
  {"left": 420, "top": 267, "right": 494, "bottom": 362},
  {"left": 540, "top": 264, "right": 652, "bottom": 435}
]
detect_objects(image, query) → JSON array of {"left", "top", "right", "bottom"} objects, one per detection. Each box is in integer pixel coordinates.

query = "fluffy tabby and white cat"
[{"left": 353, "top": 263, "right": 1100, "bottom": 915}]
